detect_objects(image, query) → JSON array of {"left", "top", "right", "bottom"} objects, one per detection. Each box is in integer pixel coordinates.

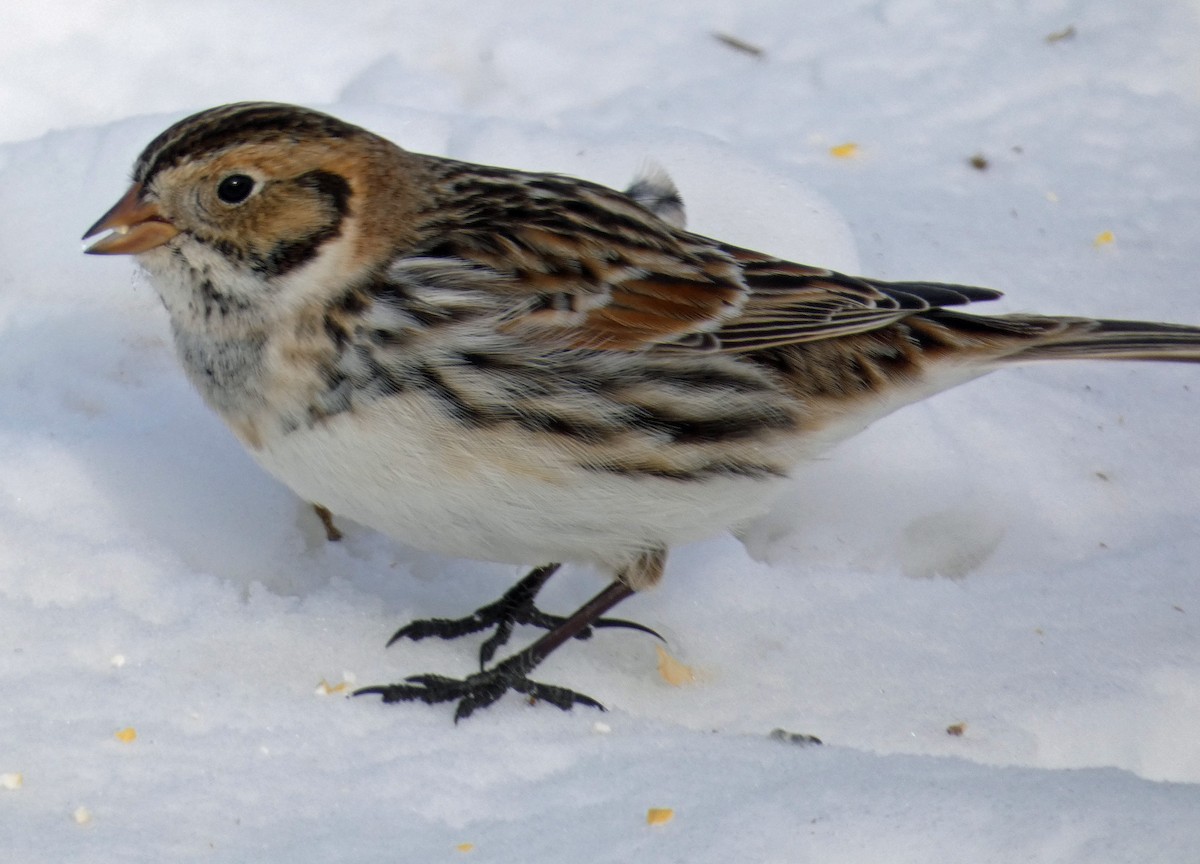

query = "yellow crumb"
[
  {"left": 646, "top": 807, "right": 675, "bottom": 826},
  {"left": 73, "top": 806, "right": 93, "bottom": 825},
  {"left": 114, "top": 727, "right": 137, "bottom": 744},
  {"left": 455, "top": 843, "right": 475, "bottom": 853},
  {"left": 946, "top": 722, "right": 967, "bottom": 737},
  {"left": 1, "top": 772, "right": 23, "bottom": 790},
  {"left": 1093, "top": 230, "right": 1115, "bottom": 247},
  {"left": 1045, "top": 25, "right": 1076, "bottom": 44},
  {"left": 656, "top": 645, "right": 697, "bottom": 687},
  {"left": 829, "top": 142, "right": 859, "bottom": 159},
  {"left": 315, "top": 678, "right": 350, "bottom": 696}
]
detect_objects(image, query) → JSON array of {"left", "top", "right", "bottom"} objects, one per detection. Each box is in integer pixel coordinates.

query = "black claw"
[
  {"left": 387, "top": 612, "right": 489, "bottom": 646},
  {"left": 478, "top": 619, "right": 517, "bottom": 668},
  {"left": 512, "top": 679, "right": 605, "bottom": 713},
  {"left": 353, "top": 681, "right": 446, "bottom": 706},
  {"left": 590, "top": 617, "right": 665, "bottom": 642},
  {"left": 385, "top": 563, "right": 660, "bottom": 669},
  {"left": 386, "top": 564, "right": 562, "bottom": 653}
]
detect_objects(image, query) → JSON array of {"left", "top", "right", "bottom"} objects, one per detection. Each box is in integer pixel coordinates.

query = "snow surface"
[{"left": 2, "top": 1, "right": 1200, "bottom": 861}]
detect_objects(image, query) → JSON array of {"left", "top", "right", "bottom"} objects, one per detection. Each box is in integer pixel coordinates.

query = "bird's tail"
[{"left": 926, "top": 310, "right": 1200, "bottom": 365}]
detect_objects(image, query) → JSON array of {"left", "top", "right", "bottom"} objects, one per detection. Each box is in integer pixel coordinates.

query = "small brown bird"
[{"left": 84, "top": 102, "right": 1200, "bottom": 719}]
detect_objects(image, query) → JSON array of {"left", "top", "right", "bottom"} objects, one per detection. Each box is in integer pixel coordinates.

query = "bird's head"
[{"left": 83, "top": 102, "right": 418, "bottom": 313}]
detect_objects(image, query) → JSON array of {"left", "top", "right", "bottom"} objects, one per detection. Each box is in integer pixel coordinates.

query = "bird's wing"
[
  {"left": 402, "top": 164, "right": 1002, "bottom": 352},
  {"left": 705, "top": 245, "right": 1003, "bottom": 353}
]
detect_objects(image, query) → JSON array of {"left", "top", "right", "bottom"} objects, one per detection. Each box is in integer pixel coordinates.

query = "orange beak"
[{"left": 82, "top": 183, "right": 180, "bottom": 255}]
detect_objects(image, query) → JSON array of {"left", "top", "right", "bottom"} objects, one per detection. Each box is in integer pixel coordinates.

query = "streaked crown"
[{"left": 133, "top": 102, "right": 366, "bottom": 185}]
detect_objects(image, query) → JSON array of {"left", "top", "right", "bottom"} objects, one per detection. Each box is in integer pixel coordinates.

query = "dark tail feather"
[
  {"left": 1011, "top": 317, "right": 1200, "bottom": 363},
  {"left": 924, "top": 310, "right": 1200, "bottom": 364}
]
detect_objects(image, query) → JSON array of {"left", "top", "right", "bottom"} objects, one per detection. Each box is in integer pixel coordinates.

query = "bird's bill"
[{"left": 82, "top": 183, "right": 179, "bottom": 255}]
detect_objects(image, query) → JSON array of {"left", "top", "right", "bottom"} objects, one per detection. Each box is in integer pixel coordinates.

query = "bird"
[{"left": 83, "top": 102, "right": 1200, "bottom": 720}]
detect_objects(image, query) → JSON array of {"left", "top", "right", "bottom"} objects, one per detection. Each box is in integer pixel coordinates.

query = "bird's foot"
[
  {"left": 362, "top": 578, "right": 643, "bottom": 721},
  {"left": 354, "top": 654, "right": 604, "bottom": 721},
  {"left": 388, "top": 563, "right": 661, "bottom": 667}
]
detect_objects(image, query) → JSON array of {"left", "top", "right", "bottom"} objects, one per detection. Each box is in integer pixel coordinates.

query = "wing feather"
[{"left": 405, "top": 158, "right": 1004, "bottom": 353}]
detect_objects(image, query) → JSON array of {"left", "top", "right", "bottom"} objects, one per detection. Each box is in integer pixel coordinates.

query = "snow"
[{"left": 2, "top": 0, "right": 1199, "bottom": 860}]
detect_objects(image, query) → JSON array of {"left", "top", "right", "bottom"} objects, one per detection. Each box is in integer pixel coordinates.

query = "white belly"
[{"left": 250, "top": 394, "right": 791, "bottom": 570}]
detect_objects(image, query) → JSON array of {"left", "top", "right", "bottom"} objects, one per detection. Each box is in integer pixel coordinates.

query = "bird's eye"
[{"left": 216, "top": 174, "right": 256, "bottom": 204}]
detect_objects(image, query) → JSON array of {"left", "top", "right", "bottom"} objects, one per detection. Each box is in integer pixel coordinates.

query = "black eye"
[{"left": 216, "top": 174, "right": 255, "bottom": 204}]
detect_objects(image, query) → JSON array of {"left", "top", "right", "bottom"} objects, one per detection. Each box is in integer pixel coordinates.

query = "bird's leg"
[
  {"left": 357, "top": 579, "right": 637, "bottom": 720},
  {"left": 311, "top": 503, "right": 343, "bottom": 542},
  {"left": 387, "top": 562, "right": 661, "bottom": 668},
  {"left": 357, "top": 551, "right": 664, "bottom": 719}
]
